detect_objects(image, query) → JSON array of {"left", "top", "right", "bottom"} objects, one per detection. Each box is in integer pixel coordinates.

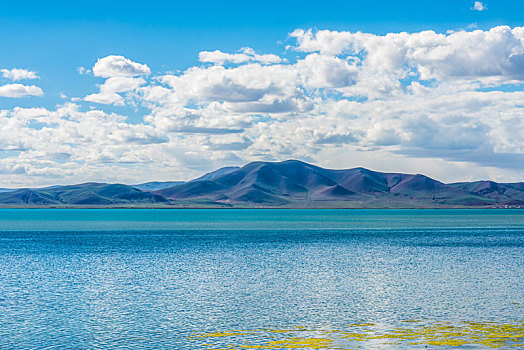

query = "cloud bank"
[{"left": 1, "top": 26, "right": 524, "bottom": 186}]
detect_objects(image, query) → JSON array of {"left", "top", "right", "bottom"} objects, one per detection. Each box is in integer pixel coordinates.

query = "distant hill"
[
  {"left": 447, "top": 181, "right": 524, "bottom": 206},
  {"left": 0, "top": 161, "right": 523, "bottom": 207},
  {"left": 0, "top": 183, "right": 167, "bottom": 206}
]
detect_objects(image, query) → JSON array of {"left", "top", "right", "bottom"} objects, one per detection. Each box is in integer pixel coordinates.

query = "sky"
[{"left": 0, "top": 0, "right": 523, "bottom": 187}]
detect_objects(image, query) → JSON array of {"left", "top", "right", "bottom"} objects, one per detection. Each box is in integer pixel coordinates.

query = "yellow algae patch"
[
  {"left": 347, "top": 323, "right": 375, "bottom": 327},
  {"left": 426, "top": 339, "right": 469, "bottom": 346},
  {"left": 191, "top": 321, "right": 524, "bottom": 349},
  {"left": 195, "top": 331, "right": 250, "bottom": 337},
  {"left": 479, "top": 339, "right": 507, "bottom": 348},
  {"left": 268, "top": 329, "right": 305, "bottom": 334},
  {"left": 241, "top": 337, "right": 334, "bottom": 349},
  {"left": 340, "top": 332, "right": 368, "bottom": 341}
]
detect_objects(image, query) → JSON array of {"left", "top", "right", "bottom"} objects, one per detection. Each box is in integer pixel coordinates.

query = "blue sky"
[
  {"left": 0, "top": 0, "right": 523, "bottom": 186},
  {"left": 0, "top": 0, "right": 519, "bottom": 110}
]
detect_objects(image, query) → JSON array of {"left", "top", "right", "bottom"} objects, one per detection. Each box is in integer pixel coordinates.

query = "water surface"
[{"left": 0, "top": 209, "right": 523, "bottom": 349}]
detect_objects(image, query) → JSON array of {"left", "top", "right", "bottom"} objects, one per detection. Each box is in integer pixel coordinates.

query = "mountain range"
[{"left": 0, "top": 160, "right": 522, "bottom": 208}]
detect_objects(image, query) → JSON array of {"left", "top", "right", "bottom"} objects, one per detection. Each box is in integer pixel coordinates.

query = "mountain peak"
[
  {"left": 152, "top": 160, "right": 524, "bottom": 207},
  {"left": 0, "top": 160, "right": 522, "bottom": 207}
]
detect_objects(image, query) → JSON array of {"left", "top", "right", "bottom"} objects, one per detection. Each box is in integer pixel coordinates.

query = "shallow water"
[{"left": 0, "top": 209, "right": 523, "bottom": 349}]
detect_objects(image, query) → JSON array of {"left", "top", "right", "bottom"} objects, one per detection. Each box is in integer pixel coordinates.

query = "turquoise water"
[{"left": 0, "top": 209, "right": 523, "bottom": 349}]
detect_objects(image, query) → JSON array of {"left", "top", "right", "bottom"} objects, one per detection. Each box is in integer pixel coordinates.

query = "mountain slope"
[
  {"left": 132, "top": 181, "right": 185, "bottom": 192},
  {"left": 448, "top": 181, "right": 524, "bottom": 205},
  {"left": 154, "top": 160, "right": 524, "bottom": 207},
  {"left": 155, "top": 160, "right": 356, "bottom": 204},
  {"left": 0, "top": 183, "right": 167, "bottom": 206},
  {"left": 190, "top": 166, "right": 240, "bottom": 182},
  {"left": 132, "top": 166, "right": 240, "bottom": 192},
  {"left": 1, "top": 160, "right": 523, "bottom": 207}
]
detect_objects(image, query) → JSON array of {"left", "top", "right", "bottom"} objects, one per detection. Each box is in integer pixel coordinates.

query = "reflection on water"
[{"left": 193, "top": 321, "right": 524, "bottom": 348}]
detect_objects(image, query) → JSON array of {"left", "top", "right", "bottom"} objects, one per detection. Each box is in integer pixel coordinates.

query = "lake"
[{"left": 0, "top": 209, "right": 523, "bottom": 349}]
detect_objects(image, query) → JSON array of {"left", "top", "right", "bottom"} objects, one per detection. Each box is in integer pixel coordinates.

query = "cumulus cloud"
[
  {"left": 289, "top": 29, "right": 360, "bottom": 55},
  {"left": 291, "top": 26, "right": 524, "bottom": 96},
  {"left": 199, "top": 50, "right": 251, "bottom": 65},
  {"left": 92, "top": 55, "right": 151, "bottom": 78},
  {"left": 156, "top": 64, "right": 284, "bottom": 103},
  {"left": 199, "top": 47, "right": 282, "bottom": 65},
  {"left": 1, "top": 68, "right": 39, "bottom": 81},
  {"left": 77, "top": 67, "right": 91, "bottom": 75},
  {"left": 84, "top": 55, "right": 150, "bottom": 104},
  {"left": 85, "top": 77, "right": 145, "bottom": 105},
  {"left": 135, "top": 27, "right": 524, "bottom": 181},
  {"left": 0, "top": 84, "right": 43, "bottom": 98},
  {"left": 297, "top": 53, "right": 358, "bottom": 88},
  {"left": 2, "top": 27, "right": 524, "bottom": 186},
  {"left": 472, "top": 1, "right": 486, "bottom": 11},
  {"left": 0, "top": 103, "right": 173, "bottom": 185}
]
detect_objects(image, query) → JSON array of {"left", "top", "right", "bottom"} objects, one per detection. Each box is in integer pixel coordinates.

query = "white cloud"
[
  {"left": 473, "top": 1, "right": 486, "bottom": 11},
  {"left": 241, "top": 47, "right": 283, "bottom": 64},
  {"left": 199, "top": 47, "right": 282, "bottom": 65},
  {"left": 135, "top": 27, "right": 524, "bottom": 180},
  {"left": 156, "top": 64, "right": 287, "bottom": 103},
  {"left": 0, "top": 84, "right": 43, "bottom": 98},
  {"left": 84, "top": 91, "right": 124, "bottom": 105},
  {"left": 1, "top": 68, "right": 38, "bottom": 81},
  {"left": 297, "top": 53, "right": 358, "bottom": 88},
  {"left": 84, "top": 55, "right": 150, "bottom": 105},
  {"left": 84, "top": 77, "right": 145, "bottom": 105},
  {"left": 92, "top": 55, "right": 151, "bottom": 78},
  {"left": 199, "top": 50, "right": 251, "bottom": 65},
  {"left": 291, "top": 26, "right": 524, "bottom": 90},
  {"left": 0, "top": 103, "right": 172, "bottom": 186},
  {"left": 2, "top": 26, "right": 524, "bottom": 187},
  {"left": 290, "top": 29, "right": 356, "bottom": 55},
  {"left": 77, "top": 67, "right": 91, "bottom": 75}
]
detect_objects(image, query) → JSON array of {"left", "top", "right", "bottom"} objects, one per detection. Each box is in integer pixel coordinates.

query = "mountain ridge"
[
  {"left": 0, "top": 182, "right": 167, "bottom": 206},
  {"left": 1, "top": 160, "right": 523, "bottom": 207},
  {"left": 152, "top": 160, "right": 524, "bottom": 208}
]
